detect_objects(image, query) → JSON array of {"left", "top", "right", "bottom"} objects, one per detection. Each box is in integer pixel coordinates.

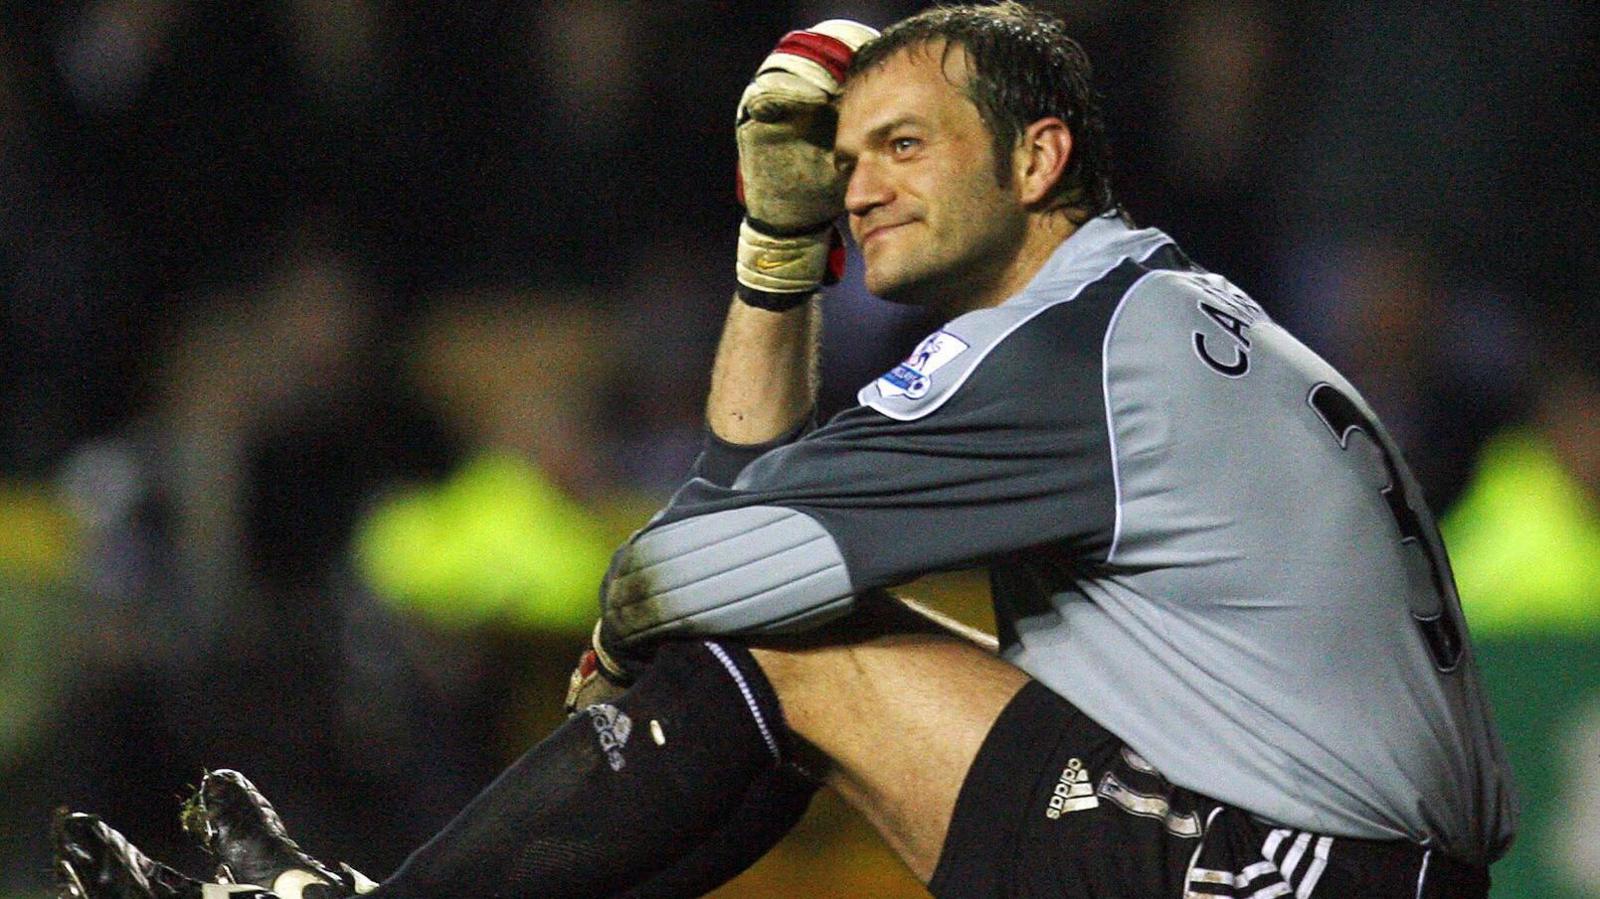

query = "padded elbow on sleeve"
[{"left": 604, "top": 505, "right": 855, "bottom": 644}]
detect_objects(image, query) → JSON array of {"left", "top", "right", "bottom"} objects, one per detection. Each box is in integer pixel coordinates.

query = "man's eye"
[{"left": 890, "top": 137, "right": 921, "bottom": 155}]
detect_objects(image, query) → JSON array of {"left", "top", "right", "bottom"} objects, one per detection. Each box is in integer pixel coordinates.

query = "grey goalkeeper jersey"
[{"left": 602, "top": 213, "right": 1517, "bottom": 862}]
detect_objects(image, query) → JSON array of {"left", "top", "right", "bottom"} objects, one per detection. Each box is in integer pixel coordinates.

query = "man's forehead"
[{"left": 840, "top": 40, "right": 977, "bottom": 129}]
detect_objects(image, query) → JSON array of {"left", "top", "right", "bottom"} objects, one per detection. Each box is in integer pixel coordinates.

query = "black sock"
[
  {"left": 617, "top": 763, "right": 817, "bottom": 898},
  {"left": 367, "top": 640, "right": 805, "bottom": 899}
]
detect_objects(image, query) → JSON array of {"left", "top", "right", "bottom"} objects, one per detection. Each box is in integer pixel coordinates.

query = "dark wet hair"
[{"left": 847, "top": 2, "right": 1115, "bottom": 222}]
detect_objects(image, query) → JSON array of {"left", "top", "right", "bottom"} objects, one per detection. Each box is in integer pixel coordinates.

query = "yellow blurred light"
[
  {"left": 1442, "top": 429, "right": 1600, "bottom": 635},
  {"left": 0, "top": 481, "right": 80, "bottom": 584},
  {"left": 353, "top": 452, "right": 613, "bottom": 632}
]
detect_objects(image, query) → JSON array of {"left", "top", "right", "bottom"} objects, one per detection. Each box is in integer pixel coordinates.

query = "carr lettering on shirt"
[{"left": 1189, "top": 275, "right": 1263, "bottom": 379}]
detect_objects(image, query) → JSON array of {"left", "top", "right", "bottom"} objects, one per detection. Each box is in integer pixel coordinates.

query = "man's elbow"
[{"left": 600, "top": 504, "right": 856, "bottom": 646}]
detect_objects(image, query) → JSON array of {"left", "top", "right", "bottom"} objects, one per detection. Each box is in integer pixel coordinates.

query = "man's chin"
[{"left": 866, "top": 268, "right": 945, "bottom": 308}]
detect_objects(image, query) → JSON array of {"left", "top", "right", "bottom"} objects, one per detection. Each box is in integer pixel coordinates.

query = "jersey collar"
[{"left": 1004, "top": 211, "right": 1174, "bottom": 308}]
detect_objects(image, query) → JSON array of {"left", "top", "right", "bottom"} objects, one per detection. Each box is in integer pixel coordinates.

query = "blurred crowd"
[{"left": 1, "top": 2, "right": 1596, "bottom": 896}]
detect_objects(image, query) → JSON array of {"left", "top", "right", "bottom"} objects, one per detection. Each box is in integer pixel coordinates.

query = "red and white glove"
[{"left": 735, "top": 19, "right": 878, "bottom": 310}]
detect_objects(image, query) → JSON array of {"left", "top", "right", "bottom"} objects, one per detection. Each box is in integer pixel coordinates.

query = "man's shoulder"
[{"left": 857, "top": 233, "right": 1189, "bottom": 423}]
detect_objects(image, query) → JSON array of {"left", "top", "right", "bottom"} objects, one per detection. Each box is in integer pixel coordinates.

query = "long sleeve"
[{"left": 603, "top": 293, "right": 1123, "bottom": 647}]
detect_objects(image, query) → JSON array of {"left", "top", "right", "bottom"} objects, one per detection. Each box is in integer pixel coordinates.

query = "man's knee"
[
  {"left": 735, "top": 591, "right": 1032, "bottom": 882},
  {"left": 737, "top": 589, "right": 1029, "bottom": 790}
]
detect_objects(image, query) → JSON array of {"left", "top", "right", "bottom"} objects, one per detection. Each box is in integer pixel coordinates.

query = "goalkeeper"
[{"left": 58, "top": 5, "right": 1515, "bottom": 898}]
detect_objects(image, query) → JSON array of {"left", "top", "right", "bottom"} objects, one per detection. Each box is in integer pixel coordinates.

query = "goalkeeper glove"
[
  {"left": 735, "top": 19, "right": 878, "bottom": 310},
  {"left": 564, "top": 619, "right": 633, "bottom": 715}
]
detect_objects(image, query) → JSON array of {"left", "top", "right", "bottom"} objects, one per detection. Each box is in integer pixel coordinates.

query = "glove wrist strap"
[
  {"left": 737, "top": 284, "right": 815, "bottom": 312},
  {"left": 743, "top": 215, "right": 833, "bottom": 239},
  {"left": 735, "top": 218, "right": 843, "bottom": 311}
]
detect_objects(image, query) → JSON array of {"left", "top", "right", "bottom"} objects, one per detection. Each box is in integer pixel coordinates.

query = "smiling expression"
[{"left": 836, "top": 43, "right": 1031, "bottom": 313}]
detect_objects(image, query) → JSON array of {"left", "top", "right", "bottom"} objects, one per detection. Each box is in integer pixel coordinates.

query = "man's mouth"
[{"left": 860, "top": 222, "right": 908, "bottom": 246}]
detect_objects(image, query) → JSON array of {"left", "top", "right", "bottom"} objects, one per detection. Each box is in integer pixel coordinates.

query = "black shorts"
[{"left": 929, "top": 682, "right": 1490, "bottom": 898}]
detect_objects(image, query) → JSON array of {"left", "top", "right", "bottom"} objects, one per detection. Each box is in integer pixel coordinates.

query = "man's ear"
[{"left": 1013, "top": 117, "right": 1072, "bottom": 207}]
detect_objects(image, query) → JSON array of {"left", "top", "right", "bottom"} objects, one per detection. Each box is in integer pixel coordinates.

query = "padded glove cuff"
[{"left": 736, "top": 218, "right": 844, "bottom": 310}]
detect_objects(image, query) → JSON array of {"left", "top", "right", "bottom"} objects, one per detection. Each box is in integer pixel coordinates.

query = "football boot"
[
  {"left": 180, "top": 770, "right": 373, "bottom": 898},
  {"left": 52, "top": 809, "right": 275, "bottom": 899}
]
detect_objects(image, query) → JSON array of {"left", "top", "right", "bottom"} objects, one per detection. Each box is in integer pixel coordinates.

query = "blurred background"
[{"left": 0, "top": 1, "right": 1595, "bottom": 896}]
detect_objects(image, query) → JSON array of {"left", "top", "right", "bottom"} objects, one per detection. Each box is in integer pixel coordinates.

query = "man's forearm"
[{"left": 705, "top": 292, "right": 821, "bottom": 445}]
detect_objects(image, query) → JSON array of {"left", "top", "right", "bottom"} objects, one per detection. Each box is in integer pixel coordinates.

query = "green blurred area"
[
  {"left": 0, "top": 482, "right": 76, "bottom": 763},
  {"left": 1442, "top": 427, "right": 1600, "bottom": 898},
  {"left": 1476, "top": 637, "right": 1600, "bottom": 898}
]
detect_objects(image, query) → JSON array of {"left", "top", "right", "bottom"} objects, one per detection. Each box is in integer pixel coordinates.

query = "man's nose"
[{"left": 844, "top": 158, "right": 892, "bottom": 218}]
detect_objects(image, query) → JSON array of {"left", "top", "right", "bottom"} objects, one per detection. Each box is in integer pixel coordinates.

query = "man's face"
[{"left": 836, "top": 43, "right": 1028, "bottom": 310}]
